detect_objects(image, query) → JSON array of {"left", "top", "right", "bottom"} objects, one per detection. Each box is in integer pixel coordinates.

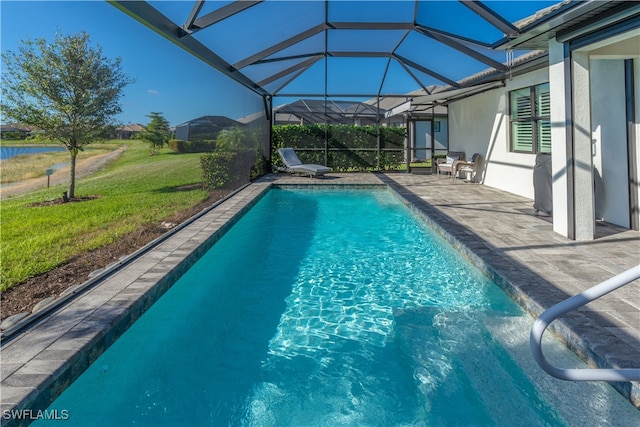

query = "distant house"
[
  {"left": 273, "top": 99, "right": 384, "bottom": 126},
  {"left": 115, "top": 123, "right": 145, "bottom": 139},
  {"left": 235, "top": 111, "right": 269, "bottom": 129},
  {"left": 174, "top": 115, "right": 242, "bottom": 142},
  {"left": 0, "top": 123, "right": 35, "bottom": 139}
]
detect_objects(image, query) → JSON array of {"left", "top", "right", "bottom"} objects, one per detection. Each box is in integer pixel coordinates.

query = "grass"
[
  {"left": 409, "top": 160, "right": 433, "bottom": 168},
  {"left": 1, "top": 142, "right": 115, "bottom": 183},
  {"left": 0, "top": 140, "right": 210, "bottom": 291},
  {"left": 395, "top": 159, "right": 433, "bottom": 171}
]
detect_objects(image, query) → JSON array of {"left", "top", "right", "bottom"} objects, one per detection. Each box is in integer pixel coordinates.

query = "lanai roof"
[
  {"left": 276, "top": 99, "right": 383, "bottom": 124},
  {"left": 109, "top": 1, "right": 637, "bottom": 107}
]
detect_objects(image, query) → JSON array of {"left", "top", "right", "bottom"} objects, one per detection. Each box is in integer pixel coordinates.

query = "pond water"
[{"left": 0, "top": 145, "right": 66, "bottom": 160}]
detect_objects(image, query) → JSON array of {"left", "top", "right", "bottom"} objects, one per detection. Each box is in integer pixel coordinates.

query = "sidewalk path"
[{"left": 0, "top": 146, "right": 126, "bottom": 200}]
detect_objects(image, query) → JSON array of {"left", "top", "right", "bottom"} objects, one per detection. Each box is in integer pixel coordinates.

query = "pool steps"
[
  {"left": 396, "top": 308, "right": 639, "bottom": 425},
  {"left": 531, "top": 265, "right": 640, "bottom": 382}
]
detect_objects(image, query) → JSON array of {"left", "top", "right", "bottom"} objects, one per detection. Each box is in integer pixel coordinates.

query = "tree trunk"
[{"left": 68, "top": 147, "right": 78, "bottom": 199}]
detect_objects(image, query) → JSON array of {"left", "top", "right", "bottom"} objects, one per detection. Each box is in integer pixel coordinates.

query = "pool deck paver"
[{"left": 1, "top": 172, "right": 639, "bottom": 425}]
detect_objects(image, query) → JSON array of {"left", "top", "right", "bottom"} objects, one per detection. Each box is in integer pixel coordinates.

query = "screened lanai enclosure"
[{"left": 109, "top": 0, "right": 570, "bottom": 180}]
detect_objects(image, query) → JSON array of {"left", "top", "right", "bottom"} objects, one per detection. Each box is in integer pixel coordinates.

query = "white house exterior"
[
  {"left": 440, "top": 4, "right": 639, "bottom": 241},
  {"left": 448, "top": 67, "right": 550, "bottom": 199}
]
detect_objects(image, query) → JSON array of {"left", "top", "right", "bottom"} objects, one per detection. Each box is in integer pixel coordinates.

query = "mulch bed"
[{"left": 1, "top": 190, "right": 232, "bottom": 321}]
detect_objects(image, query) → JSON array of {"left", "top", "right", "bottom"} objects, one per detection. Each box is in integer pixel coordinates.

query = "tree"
[
  {"left": 1, "top": 32, "right": 133, "bottom": 199},
  {"left": 140, "top": 112, "right": 170, "bottom": 155},
  {"left": 216, "top": 126, "right": 248, "bottom": 151}
]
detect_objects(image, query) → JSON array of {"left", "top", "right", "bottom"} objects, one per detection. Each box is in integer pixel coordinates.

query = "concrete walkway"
[{"left": 1, "top": 172, "right": 638, "bottom": 423}]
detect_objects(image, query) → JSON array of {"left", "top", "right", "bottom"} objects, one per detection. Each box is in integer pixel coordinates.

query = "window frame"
[{"left": 508, "top": 82, "right": 551, "bottom": 154}]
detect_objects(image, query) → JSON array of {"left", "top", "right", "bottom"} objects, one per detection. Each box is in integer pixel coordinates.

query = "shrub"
[
  {"left": 250, "top": 146, "right": 269, "bottom": 180},
  {"left": 168, "top": 139, "right": 216, "bottom": 153},
  {"left": 201, "top": 149, "right": 257, "bottom": 190},
  {"left": 0, "top": 131, "right": 29, "bottom": 140},
  {"left": 167, "top": 139, "right": 182, "bottom": 152}
]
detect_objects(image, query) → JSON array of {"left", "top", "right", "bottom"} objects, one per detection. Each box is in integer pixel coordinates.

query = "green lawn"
[
  {"left": 1, "top": 140, "right": 210, "bottom": 291},
  {"left": 394, "top": 159, "right": 433, "bottom": 171}
]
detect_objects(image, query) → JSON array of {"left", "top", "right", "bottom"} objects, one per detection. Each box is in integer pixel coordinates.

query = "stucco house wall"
[
  {"left": 449, "top": 54, "right": 638, "bottom": 233},
  {"left": 448, "top": 68, "right": 549, "bottom": 199}
]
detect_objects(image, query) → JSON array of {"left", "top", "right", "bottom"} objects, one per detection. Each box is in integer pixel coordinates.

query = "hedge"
[
  {"left": 201, "top": 149, "right": 266, "bottom": 190},
  {"left": 272, "top": 124, "right": 406, "bottom": 171},
  {"left": 168, "top": 139, "right": 216, "bottom": 153}
]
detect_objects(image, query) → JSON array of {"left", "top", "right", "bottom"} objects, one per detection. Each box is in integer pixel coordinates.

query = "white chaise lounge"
[{"left": 277, "top": 148, "right": 331, "bottom": 178}]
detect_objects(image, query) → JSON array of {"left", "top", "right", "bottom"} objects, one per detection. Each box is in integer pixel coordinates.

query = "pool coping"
[
  {"left": 378, "top": 173, "right": 639, "bottom": 409},
  {"left": 0, "top": 174, "right": 638, "bottom": 425},
  {"left": 380, "top": 179, "right": 640, "bottom": 410}
]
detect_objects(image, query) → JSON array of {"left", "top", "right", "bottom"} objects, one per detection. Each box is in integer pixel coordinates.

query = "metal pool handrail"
[{"left": 530, "top": 264, "right": 640, "bottom": 381}]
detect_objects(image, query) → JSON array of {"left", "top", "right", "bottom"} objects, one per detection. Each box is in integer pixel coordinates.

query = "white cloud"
[{"left": 147, "top": 89, "right": 160, "bottom": 95}]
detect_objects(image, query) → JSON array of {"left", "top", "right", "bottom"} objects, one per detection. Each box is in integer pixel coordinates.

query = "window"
[{"left": 509, "top": 83, "right": 550, "bottom": 153}]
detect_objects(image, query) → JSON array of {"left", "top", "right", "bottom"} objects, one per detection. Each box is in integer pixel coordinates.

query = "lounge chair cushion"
[
  {"left": 437, "top": 151, "right": 465, "bottom": 176},
  {"left": 288, "top": 164, "right": 331, "bottom": 175},
  {"left": 279, "top": 147, "right": 303, "bottom": 167},
  {"left": 452, "top": 153, "right": 482, "bottom": 183},
  {"left": 278, "top": 148, "right": 330, "bottom": 177}
]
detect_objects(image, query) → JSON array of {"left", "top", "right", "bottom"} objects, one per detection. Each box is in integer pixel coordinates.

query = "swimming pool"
[{"left": 35, "top": 188, "right": 638, "bottom": 426}]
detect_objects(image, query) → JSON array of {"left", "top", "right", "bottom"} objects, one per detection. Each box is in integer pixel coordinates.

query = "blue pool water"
[
  {"left": 0, "top": 145, "right": 66, "bottom": 160},
  {"left": 37, "top": 189, "right": 637, "bottom": 426}
]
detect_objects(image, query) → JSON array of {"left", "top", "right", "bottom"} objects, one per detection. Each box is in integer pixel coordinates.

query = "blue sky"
[
  {"left": 1, "top": 1, "right": 557, "bottom": 127},
  {"left": 1, "top": 0, "right": 264, "bottom": 127}
]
